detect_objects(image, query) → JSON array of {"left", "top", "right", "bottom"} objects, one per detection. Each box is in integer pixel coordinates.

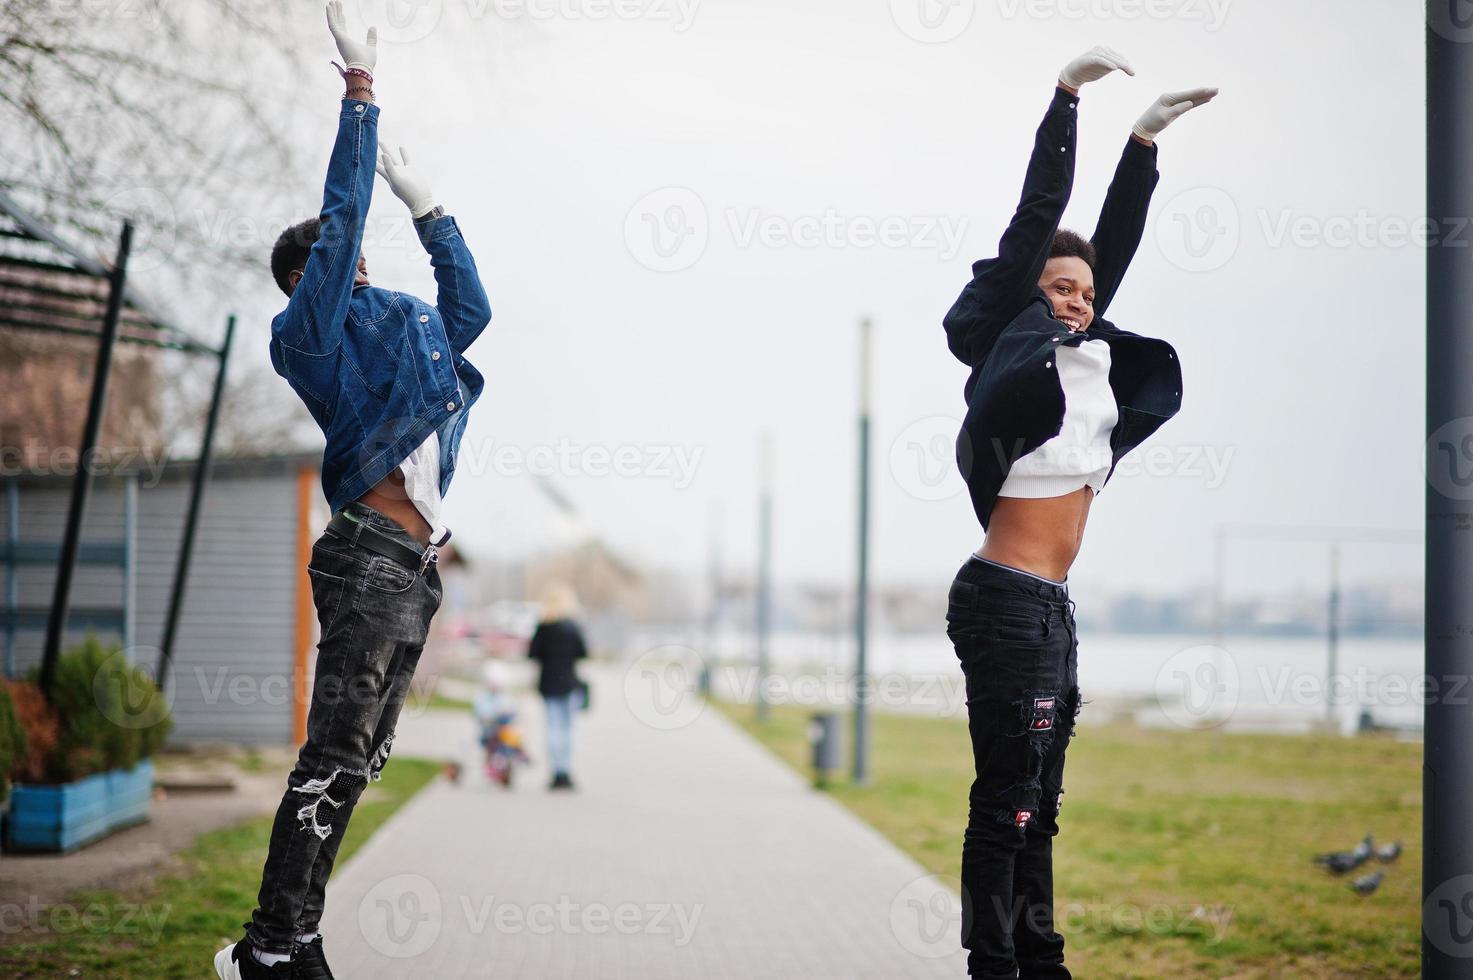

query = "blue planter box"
[{"left": 6, "top": 759, "right": 154, "bottom": 853}]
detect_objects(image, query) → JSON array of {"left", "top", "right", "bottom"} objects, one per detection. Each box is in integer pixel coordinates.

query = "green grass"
[
  {"left": 0, "top": 757, "right": 440, "bottom": 979},
  {"left": 417, "top": 689, "right": 474, "bottom": 712},
  {"left": 716, "top": 700, "right": 1421, "bottom": 979}
]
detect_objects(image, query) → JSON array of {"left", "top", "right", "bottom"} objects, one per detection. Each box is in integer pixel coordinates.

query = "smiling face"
[{"left": 1039, "top": 256, "right": 1094, "bottom": 332}]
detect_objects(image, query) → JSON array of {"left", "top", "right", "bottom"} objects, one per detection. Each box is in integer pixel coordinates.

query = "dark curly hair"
[
  {"left": 1050, "top": 228, "right": 1096, "bottom": 269},
  {"left": 270, "top": 218, "right": 321, "bottom": 296}
]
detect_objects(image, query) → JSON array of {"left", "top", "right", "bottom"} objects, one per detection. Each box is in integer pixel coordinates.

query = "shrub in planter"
[
  {"left": 5, "top": 679, "right": 57, "bottom": 785},
  {"left": 5, "top": 640, "right": 172, "bottom": 852},
  {"left": 0, "top": 683, "right": 26, "bottom": 801},
  {"left": 45, "top": 635, "right": 172, "bottom": 782}
]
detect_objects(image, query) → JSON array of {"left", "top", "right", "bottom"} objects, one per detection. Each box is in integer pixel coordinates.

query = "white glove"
[
  {"left": 377, "top": 146, "right": 437, "bottom": 218},
  {"left": 327, "top": 0, "right": 377, "bottom": 75},
  {"left": 1058, "top": 46, "right": 1134, "bottom": 90},
  {"left": 1132, "top": 87, "right": 1219, "bottom": 141}
]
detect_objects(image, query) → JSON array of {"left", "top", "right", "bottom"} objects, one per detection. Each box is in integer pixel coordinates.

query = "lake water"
[{"left": 627, "top": 627, "right": 1427, "bottom": 737}]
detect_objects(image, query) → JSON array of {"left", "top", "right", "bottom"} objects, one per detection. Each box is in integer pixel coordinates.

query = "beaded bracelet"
[{"left": 331, "top": 61, "right": 375, "bottom": 86}]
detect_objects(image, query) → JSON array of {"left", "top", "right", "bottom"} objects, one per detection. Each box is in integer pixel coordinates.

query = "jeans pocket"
[
  {"left": 363, "top": 556, "right": 419, "bottom": 595},
  {"left": 307, "top": 567, "right": 348, "bottom": 639},
  {"left": 990, "top": 609, "right": 1051, "bottom": 645}
]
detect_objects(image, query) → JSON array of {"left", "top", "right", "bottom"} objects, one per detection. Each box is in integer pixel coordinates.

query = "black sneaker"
[
  {"left": 292, "top": 935, "right": 336, "bottom": 980},
  {"left": 549, "top": 771, "right": 574, "bottom": 790},
  {"left": 213, "top": 939, "right": 292, "bottom": 979}
]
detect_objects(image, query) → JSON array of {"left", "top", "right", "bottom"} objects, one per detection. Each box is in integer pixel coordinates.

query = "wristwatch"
[{"left": 413, "top": 205, "right": 446, "bottom": 223}]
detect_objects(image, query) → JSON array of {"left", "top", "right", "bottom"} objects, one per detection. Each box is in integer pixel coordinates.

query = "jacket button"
[
  {"left": 354, "top": 104, "right": 365, "bottom": 113},
  {"left": 419, "top": 314, "right": 429, "bottom": 323},
  {"left": 447, "top": 401, "right": 456, "bottom": 411},
  {"left": 1045, "top": 361, "right": 1053, "bottom": 368},
  {"left": 431, "top": 351, "right": 441, "bottom": 360}
]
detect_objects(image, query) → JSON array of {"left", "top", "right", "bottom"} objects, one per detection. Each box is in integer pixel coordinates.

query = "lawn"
[
  {"left": 0, "top": 757, "right": 440, "bottom": 979},
  {"left": 715, "top": 700, "right": 1421, "bottom": 979}
]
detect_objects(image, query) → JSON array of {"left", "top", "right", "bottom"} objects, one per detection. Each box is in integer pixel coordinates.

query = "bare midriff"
[
  {"left": 976, "top": 485, "right": 1094, "bottom": 583},
  {"left": 356, "top": 470, "right": 432, "bottom": 546}
]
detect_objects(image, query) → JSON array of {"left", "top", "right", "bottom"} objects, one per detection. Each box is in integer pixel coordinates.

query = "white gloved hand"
[
  {"left": 1058, "top": 46, "right": 1134, "bottom": 90},
  {"left": 327, "top": 0, "right": 377, "bottom": 75},
  {"left": 377, "top": 146, "right": 437, "bottom": 218},
  {"left": 1132, "top": 87, "right": 1219, "bottom": 141}
]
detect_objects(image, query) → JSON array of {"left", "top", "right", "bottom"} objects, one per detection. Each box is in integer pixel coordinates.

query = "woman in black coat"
[
  {"left": 940, "top": 46, "right": 1216, "bottom": 979},
  {"left": 527, "top": 584, "right": 588, "bottom": 790}
]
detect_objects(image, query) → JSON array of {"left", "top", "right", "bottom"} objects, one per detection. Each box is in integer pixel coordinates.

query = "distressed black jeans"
[
  {"left": 947, "top": 555, "right": 1081, "bottom": 980},
  {"left": 246, "top": 502, "right": 442, "bottom": 955}
]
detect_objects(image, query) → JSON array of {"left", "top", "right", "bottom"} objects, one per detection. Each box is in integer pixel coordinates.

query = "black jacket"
[
  {"left": 528, "top": 618, "right": 587, "bottom": 698},
  {"left": 943, "top": 86, "right": 1183, "bottom": 531}
]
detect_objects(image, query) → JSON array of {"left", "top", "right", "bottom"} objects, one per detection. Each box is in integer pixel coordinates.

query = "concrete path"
[{"left": 320, "top": 661, "right": 969, "bottom": 979}]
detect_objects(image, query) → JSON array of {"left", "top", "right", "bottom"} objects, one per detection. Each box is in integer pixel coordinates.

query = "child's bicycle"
[{"left": 480, "top": 714, "right": 531, "bottom": 788}]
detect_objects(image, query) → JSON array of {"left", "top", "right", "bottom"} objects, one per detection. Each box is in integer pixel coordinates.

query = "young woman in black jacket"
[
  {"left": 527, "top": 584, "right": 589, "bottom": 790},
  {"left": 940, "top": 46, "right": 1216, "bottom": 979}
]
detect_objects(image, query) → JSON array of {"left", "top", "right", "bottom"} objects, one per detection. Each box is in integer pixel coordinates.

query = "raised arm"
[
  {"left": 274, "top": 2, "right": 380, "bottom": 354},
  {"left": 1092, "top": 87, "right": 1218, "bottom": 318},
  {"left": 1088, "top": 136, "right": 1158, "bottom": 318},
  {"left": 943, "top": 47, "right": 1134, "bottom": 367},
  {"left": 378, "top": 146, "right": 493, "bottom": 355}
]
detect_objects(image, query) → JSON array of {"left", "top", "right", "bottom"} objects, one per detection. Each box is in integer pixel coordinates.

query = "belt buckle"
[{"left": 419, "top": 545, "right": 439, "bottom": 575}]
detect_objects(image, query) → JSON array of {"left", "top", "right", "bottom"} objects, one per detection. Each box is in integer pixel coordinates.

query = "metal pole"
[
  {"left": 158, "top": 315, "right": 235, "bottom": 691},
  {"left": 1211, "top": 525, "right": 1225, "bottom": 650},
  {"left": 1426, "top": 6, "right": 1473, "bottom": 971},
  {"left": 853, "top": 317, "right": 873, "bottom": 786},
  {"left": 701, "top": 501, "right": 722, "bottom": 698},
  {"left": 1325, "top": 540, "right": 1340, "bottom": 731},
  {"left": 40, "top": 221, "right": 132, "bottom": 701},
  {"left": 755, "top": 433, "right": 773, "bottom": 723}
]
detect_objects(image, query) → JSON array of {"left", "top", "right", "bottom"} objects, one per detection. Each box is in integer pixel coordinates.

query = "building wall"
[
  {"left": 4, "top": 461, "right": 308, "bottom": 745},
  {"left": 0, "top": 330, "right": 163, "bottom": 470}
]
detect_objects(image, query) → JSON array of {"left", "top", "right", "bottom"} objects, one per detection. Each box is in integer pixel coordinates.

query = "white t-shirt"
[
  {"left": 398, "top": 432, "right": 450, "bottom": 545},
  {"left": 998, "top": 337, "right": 1118, "bottom": 498}
]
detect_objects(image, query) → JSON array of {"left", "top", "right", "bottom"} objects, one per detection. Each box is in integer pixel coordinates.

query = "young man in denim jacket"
[{"left": 214, "top": 4, "right": 491, "bottom": 977}]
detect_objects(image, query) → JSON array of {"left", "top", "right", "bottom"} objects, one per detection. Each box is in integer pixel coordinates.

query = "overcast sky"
[{"left": 211, "top": 0, "right": 1425, "bottom": 602}]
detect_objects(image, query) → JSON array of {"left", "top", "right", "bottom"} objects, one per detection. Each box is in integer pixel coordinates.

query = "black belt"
[{"left": 326, "top": 510, "right": 440, "bottom": 574}]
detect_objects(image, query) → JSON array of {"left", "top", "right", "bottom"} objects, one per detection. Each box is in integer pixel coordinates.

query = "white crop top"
[
  {"left": 998, "top": 337, "right": 1118, "bottom": 499},
  {"left": 399, "top": 432, "right": 451, "bottom": 545}
]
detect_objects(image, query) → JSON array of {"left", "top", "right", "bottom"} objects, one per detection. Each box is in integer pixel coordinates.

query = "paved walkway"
[{"left": 321, "top": 661, "right": 969, "bottom": 979}]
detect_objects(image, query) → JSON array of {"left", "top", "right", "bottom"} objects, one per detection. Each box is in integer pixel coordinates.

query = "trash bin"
[{"left": 808, "top": 712, "right": 841, "bottom": 787}]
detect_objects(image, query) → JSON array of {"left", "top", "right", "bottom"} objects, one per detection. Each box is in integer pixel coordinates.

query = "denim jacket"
[
  {"left": 943, "top": 86, "right": 1182, "bottom": 531},
  {"left": 269, "top": 100, "right": 491, "bottom": 513}
]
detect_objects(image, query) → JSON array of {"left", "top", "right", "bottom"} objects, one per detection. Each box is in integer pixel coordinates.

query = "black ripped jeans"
[
  {"left": 246, "top": 502, "right": 443, "bottom": 955},
  {"left": 947, "top": 555, "right": 1081, "bottom": 980}
]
